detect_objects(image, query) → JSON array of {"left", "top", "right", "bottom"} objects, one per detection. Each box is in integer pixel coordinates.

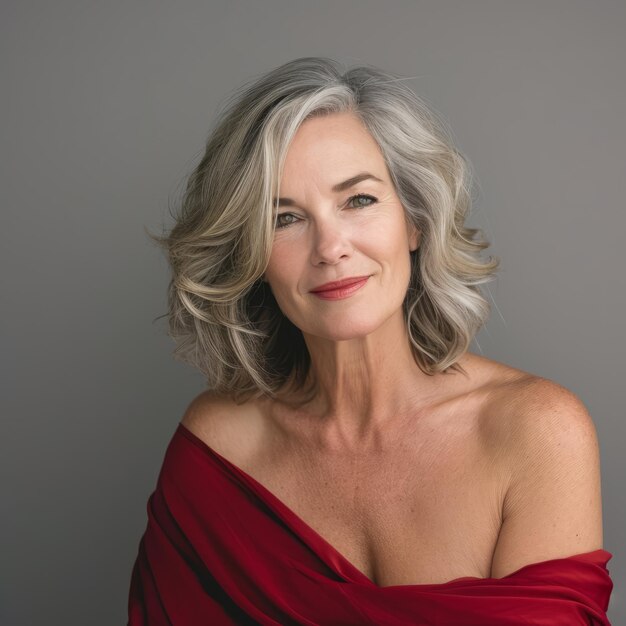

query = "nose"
[{"left": 310, "top": 216, "right": 354, "bottom": 266}]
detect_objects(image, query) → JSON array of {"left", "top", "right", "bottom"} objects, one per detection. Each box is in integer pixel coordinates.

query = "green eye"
[
  {"left": 274, "top": 213, "right": 299, "bottom": 229},
  {"left": 347, "top": 194, "right": 377, "bottom": 208},
  {"left": 274, "top": 194, "right": 377, "bottom": 230}
]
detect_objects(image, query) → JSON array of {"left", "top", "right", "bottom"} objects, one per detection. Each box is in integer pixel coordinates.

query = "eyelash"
[{"left": 274, "top": 194, "right": 378, "bottom": 230}]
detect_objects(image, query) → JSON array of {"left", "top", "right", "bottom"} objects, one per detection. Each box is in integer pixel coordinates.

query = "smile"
[{"left": 310, "top": 276, "right": 370, "bottom": 300}]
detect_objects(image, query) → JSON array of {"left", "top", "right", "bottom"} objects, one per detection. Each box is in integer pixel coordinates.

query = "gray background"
[{"left": 2, "top": 1, "right": 624, "bottom": 624}]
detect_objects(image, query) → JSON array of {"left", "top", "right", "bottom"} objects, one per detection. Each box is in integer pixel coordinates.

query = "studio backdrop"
[{"left": 2, "top": 1, "right": 624, "bottom": 624}]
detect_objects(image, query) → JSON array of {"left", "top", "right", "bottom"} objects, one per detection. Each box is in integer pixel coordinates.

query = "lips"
[{"left": 310, "top": 275, "right": 371, "bottom": 293}]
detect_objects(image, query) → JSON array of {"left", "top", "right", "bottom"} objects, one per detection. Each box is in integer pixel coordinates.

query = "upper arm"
[{"left": 489, "top": 379, "right": 604, "bottom": 578}]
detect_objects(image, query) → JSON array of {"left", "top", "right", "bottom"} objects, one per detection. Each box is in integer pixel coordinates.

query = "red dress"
[{"left": 127, "top": 423, "right": 614, "bottom": 625}]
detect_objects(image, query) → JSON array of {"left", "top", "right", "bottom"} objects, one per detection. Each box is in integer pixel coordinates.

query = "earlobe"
[{"left": 409, "top": 227, "right": 421, "bottom": 252}]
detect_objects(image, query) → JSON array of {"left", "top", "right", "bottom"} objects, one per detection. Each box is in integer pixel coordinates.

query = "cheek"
[
  {"left": 266, "top": 245, "right": 301, "bottom": 289},
  {"left": 376, "top": 223, "right": 413, "bottom": 284},
  {"left": 367, "top": 220, "right": 407, "bottom": 259}
]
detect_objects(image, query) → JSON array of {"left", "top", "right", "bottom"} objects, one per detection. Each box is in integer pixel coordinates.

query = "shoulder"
[
  {"left": 180, "top": 390, "right": 232, "bottom": 437},
  {"left": 498, "top": 375, "right": 600, "bottom": 470},
  {"left": 179, "top": 390, "right": 268, "bottom": 463},
  {"left": 488, "top": 375, "right": 604, "bottom": 577},
  {"left": 466, "top": 354, "right": 598, "bottom": 460},
  {"left": 481, "top": 367, "right": 602, "bottom": 495}
]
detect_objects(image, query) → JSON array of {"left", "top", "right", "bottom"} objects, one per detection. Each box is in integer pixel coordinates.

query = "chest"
[{"left": 242, "top": 423, "right": 507, "bottom": 587}]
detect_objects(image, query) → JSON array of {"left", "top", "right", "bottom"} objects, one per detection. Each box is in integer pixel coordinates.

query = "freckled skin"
[{"left": 180, "top": 102, "right": 604, "bottom": 586}]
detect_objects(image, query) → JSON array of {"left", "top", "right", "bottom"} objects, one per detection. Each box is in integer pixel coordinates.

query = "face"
[{"left": 264, "top": 111, "right": 420, "bottom": 340}]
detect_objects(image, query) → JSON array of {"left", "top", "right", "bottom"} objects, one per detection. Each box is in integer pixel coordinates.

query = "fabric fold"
[{"left": 128, "top": 423, "right": 614, "bottom": 625}]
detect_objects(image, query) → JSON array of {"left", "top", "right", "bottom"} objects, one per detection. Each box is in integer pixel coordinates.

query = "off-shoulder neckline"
[{"left": 175, "top": 421, "right": 612, "bottom": 589}]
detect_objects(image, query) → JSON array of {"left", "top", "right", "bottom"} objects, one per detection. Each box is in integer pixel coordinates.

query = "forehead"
[{"left": 280, "top": 112, "right": 387, "bottom": 189}]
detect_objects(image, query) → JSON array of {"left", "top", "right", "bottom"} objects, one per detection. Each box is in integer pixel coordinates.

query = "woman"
[{"left": 128, "top": 57, "right": 613, "bottom": 625}]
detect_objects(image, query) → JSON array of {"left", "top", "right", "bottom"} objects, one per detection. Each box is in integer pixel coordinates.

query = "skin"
[
  {"left": 181, "top": 111, "right": 604, "bottom": 586},
  {"left": 262, "top": 111, "right": 448, "bottom": 451}
]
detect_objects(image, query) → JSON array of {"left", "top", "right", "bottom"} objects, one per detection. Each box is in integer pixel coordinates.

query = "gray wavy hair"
[{"left": 149, "top": 56, "right": 500, "bottom": 405}]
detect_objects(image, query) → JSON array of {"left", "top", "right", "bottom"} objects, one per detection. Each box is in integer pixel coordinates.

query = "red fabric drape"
[{"left": 127, "top": 423, "right": 614, "bottom": 625}]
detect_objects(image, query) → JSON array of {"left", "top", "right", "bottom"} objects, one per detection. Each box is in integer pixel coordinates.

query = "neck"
[{"left": 290, "top": 310, "right": 464, "bottom": 449}]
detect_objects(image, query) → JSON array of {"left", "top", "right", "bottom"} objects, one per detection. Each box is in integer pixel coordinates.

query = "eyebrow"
[{"left": 273, "top": 172, "right": 384, "bottom": 208}]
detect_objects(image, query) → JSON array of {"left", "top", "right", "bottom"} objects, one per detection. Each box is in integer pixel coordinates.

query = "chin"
[{"left": 310, "top": 318, "right": 384, "bottom": 341}]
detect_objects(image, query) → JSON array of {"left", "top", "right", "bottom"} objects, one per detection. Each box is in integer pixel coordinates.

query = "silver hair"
[{"left": 149, "top": 57, "right": 500, "bottom": 405}]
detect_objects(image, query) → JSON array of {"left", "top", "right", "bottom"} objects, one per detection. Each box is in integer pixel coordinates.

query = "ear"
[{"left": 409, "top": 223, "right": 421, "bottom": 252}]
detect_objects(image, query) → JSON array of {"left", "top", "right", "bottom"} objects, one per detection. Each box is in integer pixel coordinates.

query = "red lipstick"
[{"left": 309, "top": 275, "right": 371, "bottom": 300}]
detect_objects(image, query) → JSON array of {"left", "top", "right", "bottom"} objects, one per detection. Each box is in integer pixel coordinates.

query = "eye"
[
  {"left": 274, "top": 194, "right": 378, "bottom": 230},
  {"left": 274, "top": 213, "right": 299, "bottom": 230},
  {"left": 346, "top": 193, "right": 378, "bottom": 208}
]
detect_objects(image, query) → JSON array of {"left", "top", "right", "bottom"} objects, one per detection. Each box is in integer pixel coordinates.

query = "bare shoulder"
[
  {"left": 494, "top": 374, "right": 599, "bottom": 460},
  {"left": 179, "top": 390, "right": 267, "bottom": 463},
  {"left": 479, "top": 361, "right": 601, "bottom": 485},
  {"left": 484, "top": 371, "right": 604, "bottom": 576},
  {"left": 465, "top": 354, "right": 597, "bottom": 455},
  {"left": 180, "top": 390, "right": 232, "bottom": 437}
]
